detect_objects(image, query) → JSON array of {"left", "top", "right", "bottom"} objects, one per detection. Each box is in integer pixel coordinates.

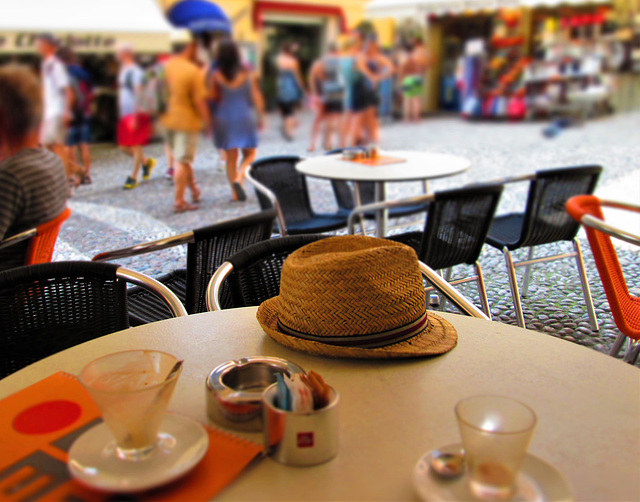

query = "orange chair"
[
  {"left": 0, "top": 207, "right": 72, "bottom": 266},
  {"left": 567, "top": 195, "right": 640, "bottom": 364}
]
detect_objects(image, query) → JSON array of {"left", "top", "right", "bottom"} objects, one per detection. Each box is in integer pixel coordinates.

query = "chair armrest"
[
  {"left": 92, "top": 232, "right": 194, "bottom": 262},
  {"left": 206, "top": 261, "right": 234, "bottom": 311},
  {"left": 581, "top": 214, "right": 640, "bottom": 247},
  {"left": 246, "top": 166, "right": 288, "bottom": 236},
  {"left": 347, "top": 194, "right": 434, "bottom": 234},
  {"left": 116, "top": 267, "right": 188, "bottom": 317},
  {"left": 484, "top": 173, "right": 535, "bottom": 186},
  {"left": 0, "top": 228, "right": 37, "bottom": 250},
  {"left": 418, "top": 262, "right": 490, "bottom": 320},
  {"left": 600, "top": 199, "right": 640, "bottom": 213}
]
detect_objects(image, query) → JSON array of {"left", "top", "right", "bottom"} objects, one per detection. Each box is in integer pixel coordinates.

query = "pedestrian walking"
[
  {"left": 352, "top": 34, "right": 393, "bottom": 145},
  {"left": 276, "top": 40, "right": 305, "bottom": 141},
  {"left": 0, "top": 65, "right": 69, "bottom": 271},
  {"left": 308, "top": 43, "right": 345, "bottom": 152},
  {"left": 37, "top": 34, "right": 76, "bottom": 185},
  {"left": 161, "top": 39, "right": 211, "bottom": 213},
  {"left": 400, "top": 37, "right": 428, "bottom": 122},
  {"left": 116, "top": 44, "right": 156, "bottom": 190},
  {"left": 58, "top": 47, "right": 94, "bottom": 185},
  {"left": 210, "top": 40, "right": 264, "bottom": 202}
]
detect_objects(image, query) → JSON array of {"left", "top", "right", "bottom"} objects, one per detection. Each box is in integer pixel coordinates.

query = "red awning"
[{"left": 253, "top": 1, "right": 348, "bottom": 33}]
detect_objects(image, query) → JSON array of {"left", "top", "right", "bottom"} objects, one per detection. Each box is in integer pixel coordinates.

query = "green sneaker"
[
  {"left": 123, "top": 176, "right": 139, "bottom": 189},
  {"left": 142, "top": 157, "right": 157, "bottom": 180}
]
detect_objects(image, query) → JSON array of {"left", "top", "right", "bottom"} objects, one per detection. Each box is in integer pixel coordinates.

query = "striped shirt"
[{"left": 0, "top": 148, "right": 69, "bottom": 271}]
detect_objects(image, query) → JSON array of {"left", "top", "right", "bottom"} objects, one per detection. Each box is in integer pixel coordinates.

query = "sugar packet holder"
[{"left": 263, "top": 382, "right": 340, "bottom": 467}]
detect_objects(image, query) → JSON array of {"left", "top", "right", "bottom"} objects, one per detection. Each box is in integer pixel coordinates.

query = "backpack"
[
  {"left": 322, "top": 57, "right": 345, "bottom": 102},
  {"left": 277, "top": 70, "right": 302, "bottom": 104}
]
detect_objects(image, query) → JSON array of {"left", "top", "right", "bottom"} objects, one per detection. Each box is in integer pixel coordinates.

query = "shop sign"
[{"left": 0, "top": 32, "right": 117, "bottom": 53}]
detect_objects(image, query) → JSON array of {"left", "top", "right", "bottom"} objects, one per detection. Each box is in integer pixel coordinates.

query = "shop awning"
[
  {"left": 253, "top": 1, "right": 348, "bottom": 32},
  {"left": 0, "top": 0, "right": 174, "bottom": 53},
  {"left": 166, "top": 0, "right": 232, "bottom": 33},
  {"left": 368, "top": 0, "right": 525, "bottom": 18},
  {"left": 368, "top": 0, "right": 610, "bottom": 19}
]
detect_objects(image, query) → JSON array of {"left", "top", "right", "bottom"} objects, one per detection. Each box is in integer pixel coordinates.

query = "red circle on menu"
[{"left": 13, "top": 400, "right": 82, "bottom": 434}]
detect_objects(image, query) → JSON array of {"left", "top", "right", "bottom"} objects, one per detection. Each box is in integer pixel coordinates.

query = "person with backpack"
[
  {"left": 58, "top": 47, "right": 93, "bottom": 185},
  {"left": 308, "top": 44, "right": 345, "bottom": 152},
  {"left": 116, "top": 43, "right": 156, "bottom": 190},
  {"left": 276, "top": 40, "right": 305, "bottom": 141}
]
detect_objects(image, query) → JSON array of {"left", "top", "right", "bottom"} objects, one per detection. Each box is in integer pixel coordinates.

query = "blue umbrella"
[{"left": 167, "top": 0, "right": 232, "bottom": 34}]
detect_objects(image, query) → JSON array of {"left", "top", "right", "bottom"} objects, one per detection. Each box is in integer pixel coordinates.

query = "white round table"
[
  {"left": 297, "top": 151, "right": 471, "bottom": 236},
  {"left": 1, "top": 309, "right": 638, "bottom": 501}
]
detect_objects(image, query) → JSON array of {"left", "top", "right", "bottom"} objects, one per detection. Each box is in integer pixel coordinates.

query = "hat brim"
[{"left": 257, "top": 296, "right": 458, "bottom": 359}]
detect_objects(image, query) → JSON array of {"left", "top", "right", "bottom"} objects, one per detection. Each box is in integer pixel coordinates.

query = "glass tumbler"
[
  {"left": 455, "top": 395, "right": 537, "bottom": 500},
  {"left": 79, "top": 350, "right": 182, "bottom": 461}
]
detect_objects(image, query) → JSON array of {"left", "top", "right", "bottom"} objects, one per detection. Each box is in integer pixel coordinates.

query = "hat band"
[{"left": 277, "top": 311, "right": 428, "bottom": 349}]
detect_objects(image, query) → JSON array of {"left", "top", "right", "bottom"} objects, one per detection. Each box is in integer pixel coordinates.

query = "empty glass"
[
  {"left": 455, "top": 395, "right": 537, "bottom": 500},
  {"left": 79, "top": 350, "right": 182, "bottom": 461}
]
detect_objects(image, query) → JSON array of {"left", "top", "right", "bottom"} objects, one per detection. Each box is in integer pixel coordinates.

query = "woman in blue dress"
[{"left": 211, "top": 41, "right": 264, "bottom": 201}]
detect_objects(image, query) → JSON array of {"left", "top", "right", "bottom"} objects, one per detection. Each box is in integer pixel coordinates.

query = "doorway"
[{"left": 261, "top": 21, "right": 324, "bottom": 110}]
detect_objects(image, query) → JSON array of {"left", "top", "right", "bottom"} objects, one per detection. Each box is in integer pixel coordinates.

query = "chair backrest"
[
  {"left": 518, "top": 165, "right": 602, "bottom": 248},
  {"left": 186, "top": 209, "right": 276, "bottom": 312},
  {"left": 249, "top": 156, "right": 315, "bottom": 225},
  {"left": 224, "top": 234, "right": 328, "bottom": 309},
  {"left": 567, "top": 195, "right": 640, "bottom": 339},
  {"left": 420, "top": 184, "right": 504, "bottom": 270},
  {"left": 0, "top": 261, "right": 129, "bottom": 378},
  {"left": 27, "top": 207, "right": 72, "bottom": 265}
]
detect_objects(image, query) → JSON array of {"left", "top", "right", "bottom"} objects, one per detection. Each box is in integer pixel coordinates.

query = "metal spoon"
[
  {"left": 165, "top": 360, "right": 184, "bottom": 382},
  {"left": 428, "top": 448, "right": 466, "bottom": 479}
]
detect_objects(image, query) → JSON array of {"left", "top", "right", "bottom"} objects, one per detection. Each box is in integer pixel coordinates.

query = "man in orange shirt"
[{"left": 161, "top": 39, "right": 211, "bottom": 213}]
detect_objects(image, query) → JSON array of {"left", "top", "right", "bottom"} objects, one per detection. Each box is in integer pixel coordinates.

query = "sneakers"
[
  {"left": 123, "top": 176, "right": 139, "bottom": 189},
  {"left": 142, "top": 157, "right": 157, "bottom": 180},
  {"left": 165, "top": 167, "right": 174, "bottom": 180}
]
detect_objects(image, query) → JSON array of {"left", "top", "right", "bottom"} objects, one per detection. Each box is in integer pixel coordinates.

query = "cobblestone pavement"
[{"left": 56, "top": 111, "right": 640, "bottom": 363}]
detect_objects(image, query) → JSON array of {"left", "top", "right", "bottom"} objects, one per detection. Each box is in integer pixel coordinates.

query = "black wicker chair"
[
  {"left": 349, "top": 185, "right": 504, "bottom": 317},
  {"left": 93, "top": 209, "right": 277, "bottom": 323},
  {"left": 486, "top": 165, "right": 603, "bottom": 328},
  {"left": 246, "top": 155, "right": 348, "bottom": 236},
  {"left": 206, "top": 234, "right": 329, "bottom": 310},
  {"left": 0, "top": 261, "right": 186, "bottom": 378},
  {"left": 206, "top": 235, "right": 489, "bottom": 319}
]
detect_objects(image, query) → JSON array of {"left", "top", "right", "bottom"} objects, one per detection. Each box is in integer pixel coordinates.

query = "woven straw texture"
[{"left": 256, "top": 235, "right": 458, "bottom": 358}]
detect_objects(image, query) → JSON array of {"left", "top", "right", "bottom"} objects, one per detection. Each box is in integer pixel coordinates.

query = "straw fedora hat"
[{"left": 256, "top": 236, "right": 457, "bottom": 359}]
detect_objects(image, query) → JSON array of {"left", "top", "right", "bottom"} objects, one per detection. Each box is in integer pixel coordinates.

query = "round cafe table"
[
  {"left": 296, "top": 150, "right": 471, "bottom": 236},
  {"left": 1, "top": 309, "right": 638, "bottom": 501}
]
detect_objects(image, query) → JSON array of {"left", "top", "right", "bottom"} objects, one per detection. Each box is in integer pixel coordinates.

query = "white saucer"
[
  {"left": 68, "top": 414, "right": 209, "bottom": 493},
  {"left": 413, "top": 443, "right": 573, "bottom": 502}
]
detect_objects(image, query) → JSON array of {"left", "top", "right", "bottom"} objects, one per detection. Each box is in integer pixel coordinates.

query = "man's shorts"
[
  {"left": 66, "top": 121, "right": 92, "bottom": 146},
  {"left": 40, "top": 116, "right": 67, "bottom": 145},
  {"left": 117, "top": 113, "right": 152, "bottom": 147},
  {"left": 164, "top": 130, "right": 199, "bottom": 164}
]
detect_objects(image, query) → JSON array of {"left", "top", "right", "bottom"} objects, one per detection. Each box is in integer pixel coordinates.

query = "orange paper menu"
[
  {"left": 343, "top": 155, "right": 407, "bottom": 166},
  {"left": 0, "top": 372, "right": 264, "bottom": 502}
]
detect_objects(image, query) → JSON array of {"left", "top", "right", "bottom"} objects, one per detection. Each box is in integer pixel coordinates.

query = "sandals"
[
  {"left": 191, "top": 186, "right": 202, "bottom": 204},
  {"left": 232, "top": 182, "right": 246, "bottom": 202},
  {"left": 174, "top": 202, "right": 199, "bottom": 214}
]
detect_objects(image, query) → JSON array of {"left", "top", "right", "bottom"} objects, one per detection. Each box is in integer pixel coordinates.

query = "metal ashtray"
[{"left": 206, "top": 356, "right": 305, "bottom": 431}]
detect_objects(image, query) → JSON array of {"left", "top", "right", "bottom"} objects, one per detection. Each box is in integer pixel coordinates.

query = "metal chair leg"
[
  {"left": 475, "top": 261, "right": 491, "bottom": 318},
  {"left": 626, "top": 340, "right": 640, "bottom": 365},
  {"left": 609, "top": 332, "right": 627, "bottom": 358},
  {"left": 503, "top": 247, "right": 526, "bottom": 328},
  {"left": 353, "top": 181, "right": 367, "bottom": 236},
  {"left": 573, "top": 237, "right": 599, "bottom": 331},
  {"left": 521, "top": 247, "right": 535, "bottom": 297}
]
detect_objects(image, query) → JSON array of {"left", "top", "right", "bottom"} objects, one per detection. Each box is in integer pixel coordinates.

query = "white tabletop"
[
  {"left": 296, "top": 150, "right": 471, "bottom": 182},
  {"left": 2, "top": 309, "right": 638, "bottom": 501}
]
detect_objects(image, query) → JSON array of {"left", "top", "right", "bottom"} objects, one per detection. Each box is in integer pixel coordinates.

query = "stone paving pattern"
[{"left": 55, "top": 111, "right": 640, "bottom": 362}]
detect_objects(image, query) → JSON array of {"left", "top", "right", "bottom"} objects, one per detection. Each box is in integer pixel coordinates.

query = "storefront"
[
  {"left": 0, "top": 0, "right": 175, "bottom": 141},
  {"left": 165, "top": 0, "right": 370, "bottom": 107},
  {"left": 367, "top": 0, "right": 627, "bottom": 118}
]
